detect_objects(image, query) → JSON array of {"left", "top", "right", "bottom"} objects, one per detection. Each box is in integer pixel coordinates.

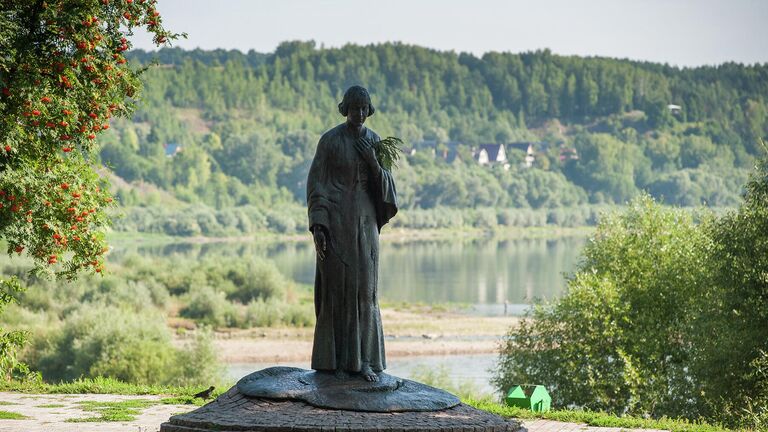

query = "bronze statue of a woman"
[
  {"left": 306, "top": 86, "right": 398, "bottom": 382},
  {"left": 167, "top": 88, "right": 472, "bottom": 424},
  {"left": 228, "top": 86, "right": 459, "bottom": 411}
]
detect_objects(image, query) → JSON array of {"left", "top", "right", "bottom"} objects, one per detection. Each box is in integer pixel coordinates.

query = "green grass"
[
  {"left": 65, "top": 399, "right": 157, "bottom": 423},
  {"left": 0, "top": 410, "right": 28, "bottom": 419},
  {"left": 63, "top": 397, "right": 207, "bottom": 423},
  {"left": 36, "top": 403, "right": 66, "bottom": 408},
  {"left": 464, "top": 397, "right": 730, "bottom": 432},
  {"left": 0, "top": 401, "right": 18, "bottom": 405},
  {"left": 159, "top": 395, "right": 210, "bottom": 406},
  {"left": 0, "top": 376, "right": 224, "bottom": 397},
  {"left": 0, "top": 377, "right": 223, "bottom": 421}
]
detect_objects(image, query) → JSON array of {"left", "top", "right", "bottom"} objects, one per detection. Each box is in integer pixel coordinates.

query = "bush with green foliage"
[
  {"left": 0, "top": 247, "right": 310, "bottom": 385},
  {"left": 0, "top": 277, "right": 36, "bottom": 381},
  {"left": 494, "top": 196, "right": 707, "bottom": 417},
  {"left": 689, "top": 152, "right": 768, "bottom": 428},
  {"left": 33, "top": 305, "right": 221, "bottom": 386},
  {"left": 180, "top": 286, "right": 238, "bottom": 328},
  {"left": 494, "top": 151, "right": 768, "bottom": 429},
  {"left": 224, "top": 259, "right": 290, "bottom": 303}
]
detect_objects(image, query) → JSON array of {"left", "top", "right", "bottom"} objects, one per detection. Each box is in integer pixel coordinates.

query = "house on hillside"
[
  {"left": 667, "top": 104, "right": 682, "bottom": 116},
  {"left": 164, "top": 143, "right": 182, "bottom": 158},
  {"left": 507, "top": 142, "right": 536, "bottom": 168},
  {"left": 476, "top": 144, "right": 508, "bottom": 167}
]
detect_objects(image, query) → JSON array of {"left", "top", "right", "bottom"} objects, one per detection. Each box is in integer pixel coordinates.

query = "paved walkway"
[
  {"left": 0, "top": 392, "right": 188, "bottom": 432},
  {"left": 0, "top": 392, "right": 668, "bottom": 432},
  {"left": 523, "top": 419, "right": 667, "bottom": 432}
]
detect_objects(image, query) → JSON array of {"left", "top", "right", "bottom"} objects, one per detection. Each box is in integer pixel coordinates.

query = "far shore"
[
  {"left": 107, "top": 225, "right": 594, "bottom": 247},
  {"left": 173, "top": 309, "right": 521, "bottom": 364}
]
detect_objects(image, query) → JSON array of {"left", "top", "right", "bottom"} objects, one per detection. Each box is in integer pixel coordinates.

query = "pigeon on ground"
[{"left": 193, "top": 386, "right": 215, "bottom": 399}]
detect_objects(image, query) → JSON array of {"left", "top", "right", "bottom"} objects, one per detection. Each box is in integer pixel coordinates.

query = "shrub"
[
  {"left": 194, "top": 208, "right": 222, "bottom": 236},
  {"left": 34, "top": 306, "right": 176, "bottom": 384},
  {"left": 215, "top": 209, "right": 240, "bottom": 234},
  {"left": 493, "top": 196, "right": 707, "bottom": 418},
  {"left": 174, "top": 328, "right": 223, "bottom": 387},
  {"left": 281, "top": 303, "right": 315, "bottom": 327},
  {"left": 164, "top": 213, "right": 202, "bottom": 236},
  {"left": 30, "top": 304, "right": 222, "bottom": 386},
  {"left": 243, "top": 299, "right": 282, "bottom": 327},
  {"left": 225, "top": 259, "right": 289, "bottom": 303},
  {"left": 243, "top": 299, "right": 314, "bottom": 328},
  {"left": 494, "top": 152, "right": 768, "bottom": 429},
  {"left": 180, "top": 286, "right": 238, "bottom": 328},
  {"left": 690, "top": 155, "right": 768, "bottom": 429},
  {"left": 0, "top": 277, "right": 35, "bottom": 382}
]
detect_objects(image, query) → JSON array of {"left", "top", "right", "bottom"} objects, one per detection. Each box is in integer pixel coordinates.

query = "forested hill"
[{"left": 101, "top": 42, "right": 767, "bottom": 217}]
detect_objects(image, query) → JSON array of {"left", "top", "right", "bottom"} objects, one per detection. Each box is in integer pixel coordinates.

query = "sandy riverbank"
[{"left": 186, "top": 309, "right": 520, "bottom": 363}]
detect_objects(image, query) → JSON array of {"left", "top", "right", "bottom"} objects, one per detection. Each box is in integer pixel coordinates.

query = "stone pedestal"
[
  {"left": 160, "top": 367, "right": 524, "bottom": 432},
  {"left": 160, "top": 386, "right": 524, "bottom": 432}
]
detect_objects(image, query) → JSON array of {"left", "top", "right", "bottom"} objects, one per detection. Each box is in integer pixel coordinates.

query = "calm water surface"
[
  {"left": 115, "top": 235, "right": 587, "bottom": 394},
  {"left": 227, "top": 353, "right": 498, "bottom": 396},
  {"left": 118, "top": 235, "right": 587, "bottom": 314}
]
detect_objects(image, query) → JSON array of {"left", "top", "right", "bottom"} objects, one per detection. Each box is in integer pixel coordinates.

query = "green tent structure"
[{"left": 505, "top": 384, "right": 551, "bottom": 412}]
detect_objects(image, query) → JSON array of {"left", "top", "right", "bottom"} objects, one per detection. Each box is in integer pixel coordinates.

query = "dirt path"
[{"left": 0, "top": 392, "right": 668, "bottom": 432}]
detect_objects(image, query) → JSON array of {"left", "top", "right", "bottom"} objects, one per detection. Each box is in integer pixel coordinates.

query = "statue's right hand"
[{"left": 313, "top": 227, "right": 327, "bottom": 261}]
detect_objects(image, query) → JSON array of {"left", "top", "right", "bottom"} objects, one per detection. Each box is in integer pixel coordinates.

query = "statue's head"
[{"left": 338, "top": 85, "right": 375, "bottom": 118}]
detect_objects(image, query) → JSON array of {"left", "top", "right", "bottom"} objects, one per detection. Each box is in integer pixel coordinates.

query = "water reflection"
[
  {"left": 111, "top": 236, "right": 587, "bottom": 311},
  {"left": 227, "top": 353, "right": 498, "bottom": 397},
  {"left": 379, "top": 238, "right": 585, "bottom": 305}
]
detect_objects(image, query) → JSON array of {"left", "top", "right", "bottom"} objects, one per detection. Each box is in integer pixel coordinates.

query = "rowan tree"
[{"left": 0, "top": 0, "right": 180, "bottom": 278}]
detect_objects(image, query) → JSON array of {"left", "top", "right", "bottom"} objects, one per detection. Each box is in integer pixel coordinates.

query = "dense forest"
[{"left": 95, "top": 42, "right": 767, "bottom": 234}]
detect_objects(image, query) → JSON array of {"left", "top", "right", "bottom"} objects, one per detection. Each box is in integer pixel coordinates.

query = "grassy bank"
[
  {"left": 0, "top": 378, "right": 733, "bottom": 430},
  {"left": 465, "top": 398, "right": 730, "bottom": 432}
]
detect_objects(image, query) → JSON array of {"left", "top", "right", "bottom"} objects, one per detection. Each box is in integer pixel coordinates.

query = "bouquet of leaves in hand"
[{"left": 372, "top": 137, "right": 404, "bottom": 171}]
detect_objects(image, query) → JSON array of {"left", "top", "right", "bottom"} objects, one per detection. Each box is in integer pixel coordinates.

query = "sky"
[{"left": 131, "top": 0, "right": 768, "bottom": 67}]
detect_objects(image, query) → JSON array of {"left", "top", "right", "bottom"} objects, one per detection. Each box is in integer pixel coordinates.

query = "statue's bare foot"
[{"left": 361, "top": 365, "right": 378, "bottom": 382}]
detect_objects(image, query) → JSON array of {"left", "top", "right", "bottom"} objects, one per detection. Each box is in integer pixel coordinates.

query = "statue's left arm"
[
  {"left": 373, "top": 167, "right": 398, "bottom": 231},
  {"left": 354, "top": 131, "right": 399, "bottom": 231},
  {"left": 365, "top": 131, "right": 397, "bottom": 231}
]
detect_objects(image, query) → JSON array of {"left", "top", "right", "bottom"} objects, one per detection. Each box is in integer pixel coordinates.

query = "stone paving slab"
[
  {"left": 0, "top": 392, "right": 669, "bottom": 432},
  {"left": 522, "top": 419, "right": 667, "bottom": 432},
  {"left": 0, "top": 392, "right": 191, "bottom": 432}
]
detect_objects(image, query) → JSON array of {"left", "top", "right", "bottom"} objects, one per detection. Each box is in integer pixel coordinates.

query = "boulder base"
[{"left": 236, "top": 366, "right": 460, "bottom": 412}]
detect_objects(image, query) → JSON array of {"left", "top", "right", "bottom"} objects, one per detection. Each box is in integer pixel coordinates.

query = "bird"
[{"left": 193, "top": 386, "right": 215, "bottom": 399}]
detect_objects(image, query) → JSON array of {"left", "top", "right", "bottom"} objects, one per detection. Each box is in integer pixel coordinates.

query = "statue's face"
[{"left": 346, "top": 102, "right": 369, "bottom": 128}]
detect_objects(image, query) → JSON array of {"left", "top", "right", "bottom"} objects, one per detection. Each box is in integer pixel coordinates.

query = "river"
[{"left": 117, "top": 234, "right": 588, "bottom": 395}]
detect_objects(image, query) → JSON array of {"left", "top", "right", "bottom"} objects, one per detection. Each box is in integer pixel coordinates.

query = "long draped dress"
[{"left": 306, "top": 123, "right": 398, "bottom": 373}]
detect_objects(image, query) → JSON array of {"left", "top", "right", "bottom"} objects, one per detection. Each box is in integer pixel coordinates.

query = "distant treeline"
[
  {"left": 112, "top": 202, "right": 731, "bottom": 237},
  {"left": 92, "top": 43, "right": 768, "bottom": 222}
]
